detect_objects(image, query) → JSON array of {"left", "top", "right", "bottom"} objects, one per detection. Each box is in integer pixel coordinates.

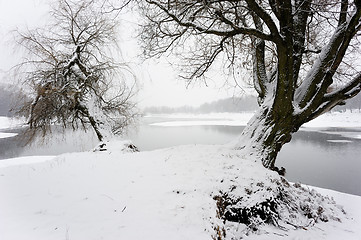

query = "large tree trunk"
[{"left": 236, "top": 105, "right": 302, "bottom": 169}]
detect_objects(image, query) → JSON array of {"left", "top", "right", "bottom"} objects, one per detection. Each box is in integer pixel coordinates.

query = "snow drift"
[{"left": 0, "top": 141, "right": 360, "bottom": 240}]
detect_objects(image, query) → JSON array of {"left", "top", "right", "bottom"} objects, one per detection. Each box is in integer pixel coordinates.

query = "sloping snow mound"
[
  {"left": 0, "top": 142, "right": 358, "bottom": 240},
  {"left": 0, "top": 156, "right": 55, "bottom": 168},
  {"left": 0, "top": 132, "right": 18, "bottom": 139}
]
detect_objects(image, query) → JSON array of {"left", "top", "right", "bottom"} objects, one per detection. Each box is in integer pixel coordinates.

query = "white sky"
[
  {"left": 0, "top": 0, "right": 247, "bottom": 108},
  {"left": 0, "top": 0, "right": 48, "bottom": 69}
]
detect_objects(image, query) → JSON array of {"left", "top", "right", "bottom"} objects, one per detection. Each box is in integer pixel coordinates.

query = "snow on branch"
[
  {"left": 294, "top": 3, "right": 361, "bottom": 110},
  {"left": 245, "top": 0, "right": 282, "bottom": 43},
  {"left": 144, "top": 0, "right": 275, "bottom": 41},
  {"left": 324, "top": 72, "right": 361, "bottom": 100}
]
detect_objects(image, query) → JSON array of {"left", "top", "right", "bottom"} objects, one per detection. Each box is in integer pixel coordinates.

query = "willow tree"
[
  {"left": 15, "top": 0, "right": 137, "bottom": 142},
  {"left": 137, "top": 0, "right": 361, "bottom": 169}
]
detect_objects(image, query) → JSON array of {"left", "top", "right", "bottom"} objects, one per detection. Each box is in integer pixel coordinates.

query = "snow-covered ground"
[
  {"left": 0, "top": 155, "right": 55, "bottom": 168},
  {"left": 0, "top": 141, "right": 360, "bottom": 240},
  {"left": 302, "top": 111, "right": 361, "bottom": 128},
  {"left": 148, "top": 112, "right": 254, "bottom": 127},
  {"left": 148, "top": 111, "right": 361, "bottom": 127},
  {"left": 0, "top": 116, "right": 24, "bottom": 130},
  {"left": 0, "top": 132, "right": 18, "bottom": 138}
]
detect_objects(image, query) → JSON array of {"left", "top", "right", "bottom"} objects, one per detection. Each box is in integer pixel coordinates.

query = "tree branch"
[
  {"left": 245, "top": 0, "right": 282, "bottom": 43},
  {"left": 251, "top": 13, "right": 268, "bottom": 102},
  {"left": 338, "top": 0, "right": 349, "bottom": 27},
  {"left": 295, "top": 3, "right": 361, "bottom": 109},
  {"left": 145, "top": 0, "right": 274, "bottom": 41},
  {"left": 324, "top": 72, "right": 361, "bottom": 101}
]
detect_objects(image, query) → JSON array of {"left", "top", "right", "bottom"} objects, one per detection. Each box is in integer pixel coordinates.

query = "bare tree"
[
  {"left": 136, "top": 0, "right": 361, "bottom": 169},
  {"left": 14, "top": 0, "right": 137, "bottom": 143}
]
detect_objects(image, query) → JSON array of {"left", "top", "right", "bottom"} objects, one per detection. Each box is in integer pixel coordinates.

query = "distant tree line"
[
  {"left": 143, "top": 96, "right": 259, "bottom": 114},
  {"left": 144, "top": 93, "right": 361, "bottom": 114}
]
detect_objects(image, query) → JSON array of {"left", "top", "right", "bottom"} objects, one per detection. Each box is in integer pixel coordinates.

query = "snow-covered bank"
[
  {"left": 148, "top": 111, "right": 361, "bottom": 129},
  {"left": 0, "top": 116, "right": 24, "bottom": 130},
  {"left": 0, "top": 132, "right": 18, "bottom": 139},
  {"left": 0, "top": 142, "right": 360, "bottom": 240},
  {"left": 148, "top": 111, "right": 361, "bottom": 141},
  {"left": 302, "top": 111, "right": 361, "bottom": 128},
  {"left": 0, "top": 116, "right": 23, "bottom": 139},
  {"left": 151, "top": 120, "right": 246, "bottom": 127},
  {"left": 148, "top": 112, "right": 253, "bottom": 127},
  {"left": 0, "top": 155, "right": 55, "bottom": 168}
]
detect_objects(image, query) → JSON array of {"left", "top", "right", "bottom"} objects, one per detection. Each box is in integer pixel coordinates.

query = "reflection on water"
[
  {"left": 1, "top": 117, "right": 360, "bottom": 196},
  {"left": 126, "top": 124, "right": 244, "bottom": 151}
]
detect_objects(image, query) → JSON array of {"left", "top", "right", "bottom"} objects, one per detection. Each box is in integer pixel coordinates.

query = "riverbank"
[
  {"left": 146, "top": 110, "right": 361, "bottom": 131},
  {"left": 0, "top": 141, "right": 360, "bottom": 240},
  {"left": 0, "top": 116, "right": 24, "bottom": 130},
  {"left": 0, "top": 116, "right": 23, "bottom": 140},
  {"left": 1, "top": 112, "right": 361, "bottom": 196}
]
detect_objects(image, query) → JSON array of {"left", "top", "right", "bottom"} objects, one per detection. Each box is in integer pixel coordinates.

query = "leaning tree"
[
  {"left": 137, "top": 0, "right": 361, "bottom": 169},
  {"left": 14, "top": 0, "right": 137, "bottom": 142}
]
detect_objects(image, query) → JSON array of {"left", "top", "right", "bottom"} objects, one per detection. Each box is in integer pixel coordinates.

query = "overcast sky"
[{"left": 0, "top": 0, "right": 247, "bottom": 108}]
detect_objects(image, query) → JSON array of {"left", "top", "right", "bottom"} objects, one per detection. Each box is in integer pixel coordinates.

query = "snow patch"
[
  {"left": 0, "top": 116, "right": 24, "bottom": 130},
  {"left": 303, "top": 111, "right": 361, "bottom": 128},
  {"left": 147, "top": 111, "right": 361, "bottom": 129},
  {"left": 327, "top": 140, "right": 353, "bottom": 143},
  {"left": 0, "top": 132, "right": 18, "bottom": 139},
  {"left": 151, "top": 120, "right": 245, "bottom": 127}
]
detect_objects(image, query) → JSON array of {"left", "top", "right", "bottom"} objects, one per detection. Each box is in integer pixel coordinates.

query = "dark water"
[
  {"left": 0, "top": 127, "right": 98, "bottom": 159},
  {"left": 0, "top": 128, "right": 31, "bottom": 159},
  {"left": 278, "top": 129, "right": 361, "bottom": 196},
  {"left": 1, "top": 117, "right": 360, "bottom": 196}
]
